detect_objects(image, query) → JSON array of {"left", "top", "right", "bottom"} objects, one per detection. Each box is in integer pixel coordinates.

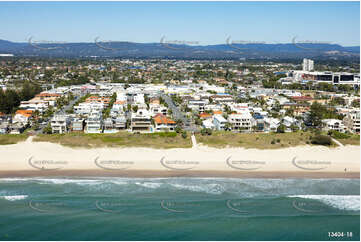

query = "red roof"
[
  {"left": 153, "top": 114, "right": 176, "bottom": 125},
  {"left": 291, "top": 96, "right": 313, "bottom": 101}
]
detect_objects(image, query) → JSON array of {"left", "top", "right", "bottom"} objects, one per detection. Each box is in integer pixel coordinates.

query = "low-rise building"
[
  {"left": 213, "top": 115, "right": 228, "bottom": 131},
  {"left": 343, "top": 110, "right": 360, "bottom": 133},
  {"left": 228, "top": 112, "right": 254, "bottom": 132},
  {"left": 103, "top": 118, "right": 117, "bottom": 133},
  {"left": 9, "top": 123, "right": 26, "bottom": 134},
  {"left": 114, "top": 116, "right": 127, "bottom": 130},
  {"left": 153, "top": 114, "right": 176, "bottom": 132},
  {"left": 51, "top": 115, "right": 70, "bottom": 134},
  {"left": 322, "top": 119, "right": 346, "bottom": 133},
  {"left": 264, "top": 117, "right": 281, "bottom": 132},
  {"left": 202, "top": 119, "right": 215, "bottom": 129},
  {"left": 71, "top": 118, "right": 85, "bottom": 132},
  {"left": 13, "top": 110, "right": 33, "bottom": 125},
  {"left": 85, "top": 113, "right": 103, "bottom": 133},
  {"left": 130, "top": 109, "right": 152, "bottom": 133}
]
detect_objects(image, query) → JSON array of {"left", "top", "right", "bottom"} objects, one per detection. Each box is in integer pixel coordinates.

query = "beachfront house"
[
  {"left": 103, "top": 118, "right": 117, "bottom": 133},
  {"left": 202, "top": 118, "right": 215, "bottom": 130},
  {"left": 71, "top": 118, "right": 85, "bottom": 132},
  {"left": 343, "top": 109, "right": 360, "bottom": 133},
  {"left": 51, "top": 115, "right": 71, "bottom": 134},
  {"left": 130, "top": 109, "right": 152, "bottom": 133},
  {"left": 322, "top": 119, "right": 346, "bottom": 133},
  {"left": 85, "top": 113, "right": 103, "bottom": 134},
  {"left": 228, "top": 112, "right": 254, "bottom": 132},
  {"left": 264, "top": 117, "right": 281, "bottom": 132},
  {"left": 153, "top": 114, "right": 176, "bottom": 132},
  {"left": 282, "top": 116, "right": 299, "bottom": 131},
  {"left": 114, "top": 115, "right": 127, "bottom": 130},
  {"left": 0, "top": 122, "right": 9, "bottom": 134},
  {"left": 9, "top": 123, "right": 26, "bottom": 134},
  {"left": 213, "top": 115, "right": 228, "bottom": 131}
]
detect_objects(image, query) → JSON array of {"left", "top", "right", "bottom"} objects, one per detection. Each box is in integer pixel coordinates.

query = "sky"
[{"left": 0, "top": 1, "right": 359, "bottom": 46}]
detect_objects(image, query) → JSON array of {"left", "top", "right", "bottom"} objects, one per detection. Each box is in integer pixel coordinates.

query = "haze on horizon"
[{"left": 0, "top": 1, "right": 359, "bottom": 47}]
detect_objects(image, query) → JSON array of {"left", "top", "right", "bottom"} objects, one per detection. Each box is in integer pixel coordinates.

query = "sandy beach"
[{"left": 0, "top": 137, "right": 359, "bottom": 178}]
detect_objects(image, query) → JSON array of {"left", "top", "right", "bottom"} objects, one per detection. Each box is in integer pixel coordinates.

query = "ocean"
[{"left": 0, "top": 177, "right": 359, "bottom": 241}]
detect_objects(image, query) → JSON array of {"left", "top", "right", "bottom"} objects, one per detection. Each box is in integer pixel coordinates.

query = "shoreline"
[
  {"left": 0, "top": 170, "right": 359, "bottom": 179},
  {"left": 0, "top": 139, "right": 359, "bottom": 179}
]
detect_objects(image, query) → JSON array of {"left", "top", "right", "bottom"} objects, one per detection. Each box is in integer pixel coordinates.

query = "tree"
[
  {"left": 181, "top": 131, "right": 187, "bottom": 139},
  {"left": 277, "top": 124, "right": 286, "bottom": 133},
  {"left": 132, "top": 105, "right": 138, "bottom": 113},
  {"left": 43, "top": 124, "right": 52, "bottom": 134},
  {"left": 175, "top": 125, "right": 182, "bottom": 133},
  {"left": 351, "top": 99, "right": 360, "bottom": 108},
  {"left": 308, "top": 102, "right": 323, "bottom": 127},
  {"left": 290, "top": 124, "right": 299, "bottom": 132}
]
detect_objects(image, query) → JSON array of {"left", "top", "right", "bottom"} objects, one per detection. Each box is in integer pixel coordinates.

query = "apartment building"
[
  {"left": 85, "top": 112, "right": 103, "bottom": 133},
  {"left": 130, "top": 109, "right": 152, "bottom": 133},
  {"left": 71, "top": 118, "right": 85, "bottom": 132},
  {"left": 343, "top": 110, "right": 360, "bottom": 133},
  {"left": 19, "top": 100, "right": 49, "bottom": 113},
  {"left": 51, "top": 115, "right": 70, "bottom": 134},
  {"left": 114, "top": 115, "right": 127, "bottom": 130},
  {"left": 103, "top": 118, "right": 117, "bottom": 133},
  {"left": 228, "top": 112, "right": 254, "bottom": 132}
]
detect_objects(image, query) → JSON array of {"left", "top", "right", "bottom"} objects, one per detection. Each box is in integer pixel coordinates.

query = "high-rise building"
[{"left": 302, "top": 58, "right": 314, "bottom": 71}]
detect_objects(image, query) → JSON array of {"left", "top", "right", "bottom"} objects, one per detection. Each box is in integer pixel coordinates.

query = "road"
[
  {"left": 36, "top": 92, "right": 84, "bottom": 134},
  {"left": 160, "top": 92, "right": 199, "bottom": 132}
]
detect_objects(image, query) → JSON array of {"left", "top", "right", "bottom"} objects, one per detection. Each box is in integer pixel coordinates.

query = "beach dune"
[{"left": 0, "top": 138, "right": 359, "bottom": 178}]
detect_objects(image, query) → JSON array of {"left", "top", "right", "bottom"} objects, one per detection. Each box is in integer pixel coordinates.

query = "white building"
[
  {"left": 202, "top": 119, "right": 215, "bottom": 129},
  {"left": 302, "top": 58, "right": 314, "bottom": 72},
  {"left": 130, "top": 109, "right": 152, "bottom": 133},
  {"left": 85, "top": 112, "right": 103, "bottom": 133},
  {"left": 264, "top": 117, "right": 281, "bottom": 132},
  {"left": 343, "top": 110, "right": 360, "bottom": 133},
  {"left": 19, "top": 100, "right": 49, "bottom": 113},
  {"left": 228, "top": 112, "right": 254, "bottom": 132},
  {"left": 322, "top": 119, "right": 346, "bottom": 133},
  {"left": 213, "top": 115, "right": 228, "bottom": 131},
  {"left": 51, "top": 115, "right": 70, "bottom": 134}
]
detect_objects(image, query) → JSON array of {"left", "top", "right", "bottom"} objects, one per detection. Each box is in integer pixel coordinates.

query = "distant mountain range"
[{"left": 0, "top": 39, "right": 359, "bottom": 60}]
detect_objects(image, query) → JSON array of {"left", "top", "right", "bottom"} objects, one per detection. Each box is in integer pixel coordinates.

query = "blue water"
[{"left": 0, "top": 177, "right": 359, "bottom": 241}]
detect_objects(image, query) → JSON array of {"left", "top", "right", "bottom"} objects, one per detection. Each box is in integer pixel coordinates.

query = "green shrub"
[
  {"left": 277, "top": 124, "right": 285, "bottom": 133},
  {"left": 181, "top": 131, "right": 187, "bottom": 139},
  {"left": 311, "top": 135, "right": 332, "bottom": 146},
  {"left": 329, "top": 130, "right": 350, "bottom": 139}
]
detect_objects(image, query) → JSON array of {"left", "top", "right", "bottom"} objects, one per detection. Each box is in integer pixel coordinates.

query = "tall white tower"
[{"left": 302, "top": 58, "right": 314, "bottom": 71}]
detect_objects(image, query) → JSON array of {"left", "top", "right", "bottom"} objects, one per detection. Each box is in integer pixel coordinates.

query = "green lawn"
[
  {"left": 33, "top": 131, "right": 192, "bottom": 149},
  {"left": 335, "top": 134, "right": 360, "bottom": 146},
  {"left": 195, "top": 131, "right": 335, "bottom": 149},
  {"left": 0, "top": 134, "right": 28, "bottom": 145}
]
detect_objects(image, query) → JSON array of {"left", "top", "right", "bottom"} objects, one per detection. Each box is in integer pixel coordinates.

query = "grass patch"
[
  {"left": 0, "top": 134, "right": 28, "bottom": 145},
  {"left": 33, "top": 131, "right": 192, "bottom": 149},
  {"left": 195, "top": 131, "right": 335, "bottom": 149},
  {"left": 336, "top": 134, "right": 360, "bottom": 146}
]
